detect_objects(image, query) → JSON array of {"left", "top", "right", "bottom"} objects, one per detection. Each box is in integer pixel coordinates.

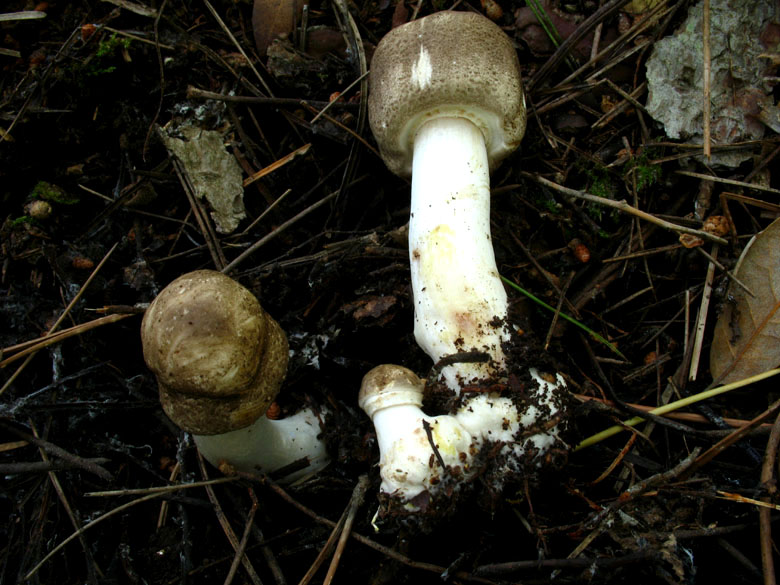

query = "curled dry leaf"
[
  {"left": 342, "top": 295, "right": 398, "bottom": 324},
  {"left": 710, "top": 218, "right": 780, "bottom": 383},
  {"left": 679, "top": 233, "right": 704, "bottom": 249},
  {"left": 252, "top": 0, "right": 303, "bottom": 56},
  {"left": 703, "top": 215, "right": 730, "bottom": 238}
]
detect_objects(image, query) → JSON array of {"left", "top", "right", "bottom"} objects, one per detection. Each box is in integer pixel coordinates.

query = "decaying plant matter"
[
  {"left": 363, "top": 10, "right": 569, "bottom": 515},
  {"left": 2, "top": 1, "right": 780, "bottom": 583}
]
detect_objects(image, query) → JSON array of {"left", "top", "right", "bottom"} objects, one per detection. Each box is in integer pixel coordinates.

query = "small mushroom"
[
  {"left": 141, "top": 270, "right": 328, "bottom": 481},
  {"left": 359, "top": 364, "right": 473, "bottom": 501},
  {"left": 359, "top": 364, "right": 566, "bottom": 505},
  {"left": 368, "top": 11, "right": 526, "bottom": 390}
]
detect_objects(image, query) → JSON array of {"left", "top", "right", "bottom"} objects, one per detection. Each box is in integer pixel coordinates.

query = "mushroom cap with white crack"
[
  {"left": 141, "top": 270, "right": 288, "bottom": 435},
  {"left": 368, "top": 11, "right": 526, "bottom": 178}
]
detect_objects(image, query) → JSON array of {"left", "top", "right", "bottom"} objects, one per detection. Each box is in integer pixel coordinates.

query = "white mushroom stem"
[
  {"left": 366, "top": 383, "right": 472, "bottom": 502},
  {"left": 360, "top": 365, "right": 565, "bottom": 504},
  {"left": 193, "top": 409, "right": 329, "bottom": 483},
  {"left": 409, "top": 117, "right": 509, "bottom": 392}
]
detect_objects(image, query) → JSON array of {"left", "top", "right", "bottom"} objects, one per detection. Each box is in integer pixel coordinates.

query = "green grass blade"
[
  {"left": 524, "top": 0, "right": 562, "bottom": 46},
  {"left": 574, "top": 368, "right": 780, "bottom": 450},
  {"left": 501, "top": 276, "right": 625, "bottom": 359}
]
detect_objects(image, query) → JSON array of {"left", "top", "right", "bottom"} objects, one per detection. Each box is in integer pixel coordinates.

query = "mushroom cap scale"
[
  {"left": 141, "top": 270, "right": 288, "bottom": 435},
  {"left": 368, "top": 11, "right": 526, "bottom": 177}
]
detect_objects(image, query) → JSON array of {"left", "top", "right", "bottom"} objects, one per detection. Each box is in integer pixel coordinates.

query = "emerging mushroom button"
[
  {"left": 141, "top": 270, "right": 329, "bottom": 482},
  {"left": 359, "top": 362, "right": 568, "bottom": 513}
]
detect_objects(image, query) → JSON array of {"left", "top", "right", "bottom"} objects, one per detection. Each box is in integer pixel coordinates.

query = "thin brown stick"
[
  {"left": 309, "top": 70, "right": 370, "bottom": 124},
  {"left": 574, "top": 394, "right": 770, "bottom": 430},
  {"left": 688, "top": 244, "right": 718, "bottom": 381},
  {"left": 297, "top": 511, "right": 346, "bottom": 585},
  {"left": 298, "top": 475, "right": 369, "bottom": 585},
  {"left": 244, "top": 474, "right": 496, "bottom": 584},
  {"left": 172, "top": 159, "right": 228, "bottom": 270},
  {"left": 693, "top": 245, "right": 754, "bottom": 297},
  {"left": 197, "top": 456, "right": 263, "bottom": 585},
  {"left": 552, "top": 0, "right": 671, "bottom": 90},
  {"left": 202, "top": 0, "right": 273, "bottom": 96},
  {"left": 223, "top": 490, "right": 259, "bottom": 585},
  {"left": 24, "top": 491, "right": 167, "bottom": 581},
  {"left": 157, "top": 462, "right": 180, "bottom": 530},
  {"left": 0, "top": 458, "right": 111, "bottom": 474},
  {"left": 523, "top": 172, "right": 728, "bottom": 245},
  {"left": 25, "top": 477, "right": 238, "bottom": 580},
  {"left": 675, "top": 170, "right": 780, "bottom": 195},
  {"left": 221, "top": 190, "right": 338, "bottom": 274},
  {"left": 510, "top": 232, "right": 580, "bottom": 317},
  {"left": 323, "top": 475, "right": 369, "bottom": 585},
  {"left": 300, "top": 101, "right": 380, "bottom": 158},
  {"left": 86, "top": 477, "right": 236, "bottom": 497},
  {"left": 186, "top": 86, "right": 359, "bottom": 111},
  {"left": 592, "top": 82, "right": 647, "bottom": 129},
  {"left": 702, "top": 0, "right": 712, "bottom": 160},
  {"left": 2, "top": 29, "right": 80, "bottom": 141},
  {"left": 528, "top": 0, "right": 635, "bottom": 90},
  {"left": 545, "top": 271, "right": 574, "bottom": 350},
  {"left": 0, "top": 422, "right": 112, "bottom": 481},
  {"left": 760, "top": 410, "right": 780, "bottom": 585},
  {"left": 237, "top": 188, "right": 292, "bottom": 236},
  {"left": 0, "top": 242, "right": 118, "bottom": 395},
  {"left": 476, "top": 549, "right": 659, "bottom": 576},
  {"left": 589, "top": 434, "right": 636, "bottom": 486},
  {"left": 0, "top": 314, "right": 134, "bottom": 368},
  {"left": 243, "top": 143, "right": 312, "bottom": 188},
  {"left": 602, "top": 243, "right": 683, "bottom": 263},
  {"left": 682, "top": 398, "right": 780, "bottom": 479},
  {"left": 32, "top": 421, "right": 104, "bottom": 581}
]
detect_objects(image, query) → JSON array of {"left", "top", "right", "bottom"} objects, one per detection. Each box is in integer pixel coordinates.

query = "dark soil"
[{"left": 2, "top": 1, "right": 779, "bottom": 584}]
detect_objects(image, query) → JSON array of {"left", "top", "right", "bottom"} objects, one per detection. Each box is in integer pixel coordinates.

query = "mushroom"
[
  {"left": 141, "top": 270, "right": 329, "bottom": 481},
  {"left": 363, "top": 11, "right": 569, "bottom": 509},
  {"left": 368, "top": 10, "right": 527, "bottom": 390},
  {"left": 360, "top": 364, "right": 565, "bottom": 506}
]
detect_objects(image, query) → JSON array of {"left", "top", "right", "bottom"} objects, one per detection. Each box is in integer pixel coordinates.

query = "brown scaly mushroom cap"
[
  {"left": 141, "top": 270, "right": 288, "bottom": 435},
  {"left": 368, "top": 11, "right": 526, "bottom": 178}
]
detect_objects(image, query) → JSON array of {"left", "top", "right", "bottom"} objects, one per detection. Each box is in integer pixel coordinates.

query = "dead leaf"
[
  {"left": 679, "top": 233, "right": 704, "bottom": 248},
  {"left": 158, "top": 125, "right": 246, "bottom": 233},
  {"left": 342, "top": 296, "right": 397, "bottom": 323},
  {"left": 252, "top": 0, "right": 303, "bottom": 56},
  {"left": 710, "top": 218, "right": 780, "bottom": 383},
  {"left": 391, "top": 0, "right": 408, "bottom": 29},
  {"left": 702, "top": 215, "right": 730, "bottom": 238}
]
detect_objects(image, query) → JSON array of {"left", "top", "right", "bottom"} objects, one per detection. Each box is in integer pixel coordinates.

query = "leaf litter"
[
  {"left": 1, "top": 0, "right": 780, "bottom": 583},
  {"left": 711, "top": 217, "right": 780, "bottom": 383}
]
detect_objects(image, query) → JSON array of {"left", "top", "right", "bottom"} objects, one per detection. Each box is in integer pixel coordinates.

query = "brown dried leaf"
[
  {"left": 702, "top": 215, "right": 730, "bottom": 238},
  {"left": 710, "top": 218, "right": 780, "bottom": 383},
  {"left": 252, "top": 0, "right": 303, "bottom": 56},
  {"left": 350, "top": 295, "right": 397, "bottom": 321},
  {"left": 679, "top": 233, "right": 704, "bottom": 248},
  {"left": 391, "top": 0, "right": 408, "bottom": 29}
]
